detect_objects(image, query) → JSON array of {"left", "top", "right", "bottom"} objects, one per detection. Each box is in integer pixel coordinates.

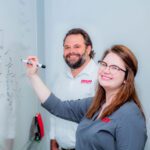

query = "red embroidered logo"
[
  {"left": 101, "top": 117, "right": 111, "bottom": 123},
  {"left": 81, "top": 80, "right": 92, "bottom": 84}
]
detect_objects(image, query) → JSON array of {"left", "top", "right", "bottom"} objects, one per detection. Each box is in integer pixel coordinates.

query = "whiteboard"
[{"left": 0, "top": 1, "right": 41, "bottom": 150}]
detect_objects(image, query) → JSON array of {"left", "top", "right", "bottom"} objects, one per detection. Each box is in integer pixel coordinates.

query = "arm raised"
[{"left": 26, "top": 56, "right": 51, "bottom": 103}]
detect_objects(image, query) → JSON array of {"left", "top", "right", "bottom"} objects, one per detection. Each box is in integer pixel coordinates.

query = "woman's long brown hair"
[{"left": 86, "top": 45, "right": 145, "bottom": 119}]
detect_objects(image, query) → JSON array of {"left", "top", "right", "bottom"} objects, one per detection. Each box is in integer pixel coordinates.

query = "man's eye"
[
  {"left": 74, "top": 45, "right": 80, "bottom": 48},
  {"left": 64, "top": 46, "right": 70, "bottom": 49}
]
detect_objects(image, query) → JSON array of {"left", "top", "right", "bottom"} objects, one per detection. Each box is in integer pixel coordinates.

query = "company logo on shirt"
[
  {"left": 101, "top": 117, "right": 111, "bottom": 123},
  {"left": 81, "top": 79, "right": 92, "bottom": 84}
]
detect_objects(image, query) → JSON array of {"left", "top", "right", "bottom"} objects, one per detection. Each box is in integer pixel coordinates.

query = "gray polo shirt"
[{"left": 42, "top": 93, "right": 147, "bottom": 150}]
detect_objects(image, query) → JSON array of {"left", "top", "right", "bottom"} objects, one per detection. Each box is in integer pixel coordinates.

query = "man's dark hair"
[{"left": 63, "top": 28, "right": 95, "bottom": 58}]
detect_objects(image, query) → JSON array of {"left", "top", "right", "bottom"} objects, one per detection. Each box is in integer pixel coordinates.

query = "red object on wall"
[{"left": 35, "top": 113, "right": 44, "bottom": 140}]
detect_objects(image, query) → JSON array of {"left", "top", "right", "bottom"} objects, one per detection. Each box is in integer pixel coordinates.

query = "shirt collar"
[{"left": 64, "top": 59, "right": 98, "bottom": 79}]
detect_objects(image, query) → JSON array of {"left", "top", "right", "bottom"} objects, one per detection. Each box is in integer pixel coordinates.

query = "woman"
[{"left": 26, "top": 45, "right": 147, "bottom": 150}]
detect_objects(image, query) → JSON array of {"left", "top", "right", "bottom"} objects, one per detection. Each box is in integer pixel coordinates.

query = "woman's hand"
[
  {"left": 26, "top": 56, "right": 39, "bottom": 77},
  {"left": 25, "top": 56, "right": 51, "bottom": 103}
]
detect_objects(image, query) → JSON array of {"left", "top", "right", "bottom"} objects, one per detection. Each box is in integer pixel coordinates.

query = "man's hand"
[{"left": 50, "top": 139, "right": 59, "bottom": 150}]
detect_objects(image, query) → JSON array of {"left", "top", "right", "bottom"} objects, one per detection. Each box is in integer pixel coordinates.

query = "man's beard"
[{"left": 64, "top": 52, "right": 86, "bottom": 69}]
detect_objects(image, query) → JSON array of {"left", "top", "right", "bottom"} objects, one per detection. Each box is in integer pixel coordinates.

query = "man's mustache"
[{"left": 66, "top": 53, "right": 81, "bottom": 58}]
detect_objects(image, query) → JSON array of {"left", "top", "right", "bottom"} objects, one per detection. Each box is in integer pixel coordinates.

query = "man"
[{"left": 50, "top": 28, "right": 98, "bottom": 150}]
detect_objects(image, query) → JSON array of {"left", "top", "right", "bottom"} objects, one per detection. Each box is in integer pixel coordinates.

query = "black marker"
[{"left": 21, "top": 59, "right": 46, "bottom": 69}]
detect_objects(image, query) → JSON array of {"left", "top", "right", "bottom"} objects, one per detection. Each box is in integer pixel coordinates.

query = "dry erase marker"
[{"left": 21, "top": 59, "right": 46, "bottom": 69}]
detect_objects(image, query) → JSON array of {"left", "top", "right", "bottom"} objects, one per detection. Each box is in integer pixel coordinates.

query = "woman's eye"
[
  {"left": 111, "top": 66, "right": 119, "bottom": 70},
  {"left": 100, "top": 62, "right": 106, "bottom": 66}
]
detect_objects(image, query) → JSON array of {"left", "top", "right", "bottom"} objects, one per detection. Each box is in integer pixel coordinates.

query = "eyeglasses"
[{"left": 98, "top": 60, "right": 127, "bottom": 74}]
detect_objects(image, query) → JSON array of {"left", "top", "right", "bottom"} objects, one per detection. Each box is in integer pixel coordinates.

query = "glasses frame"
[{"left": 98, "top": 60, "right": 127, "bottom": 74}]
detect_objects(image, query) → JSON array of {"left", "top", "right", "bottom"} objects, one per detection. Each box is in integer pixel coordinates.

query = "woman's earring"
[{"left": 123, "top": 80, "right": 126, "bottom": 84}]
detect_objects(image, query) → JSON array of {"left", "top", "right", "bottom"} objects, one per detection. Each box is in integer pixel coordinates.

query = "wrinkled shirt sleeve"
[{"left": 42, "top": 93, "right": 92, "bottom": 123}]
